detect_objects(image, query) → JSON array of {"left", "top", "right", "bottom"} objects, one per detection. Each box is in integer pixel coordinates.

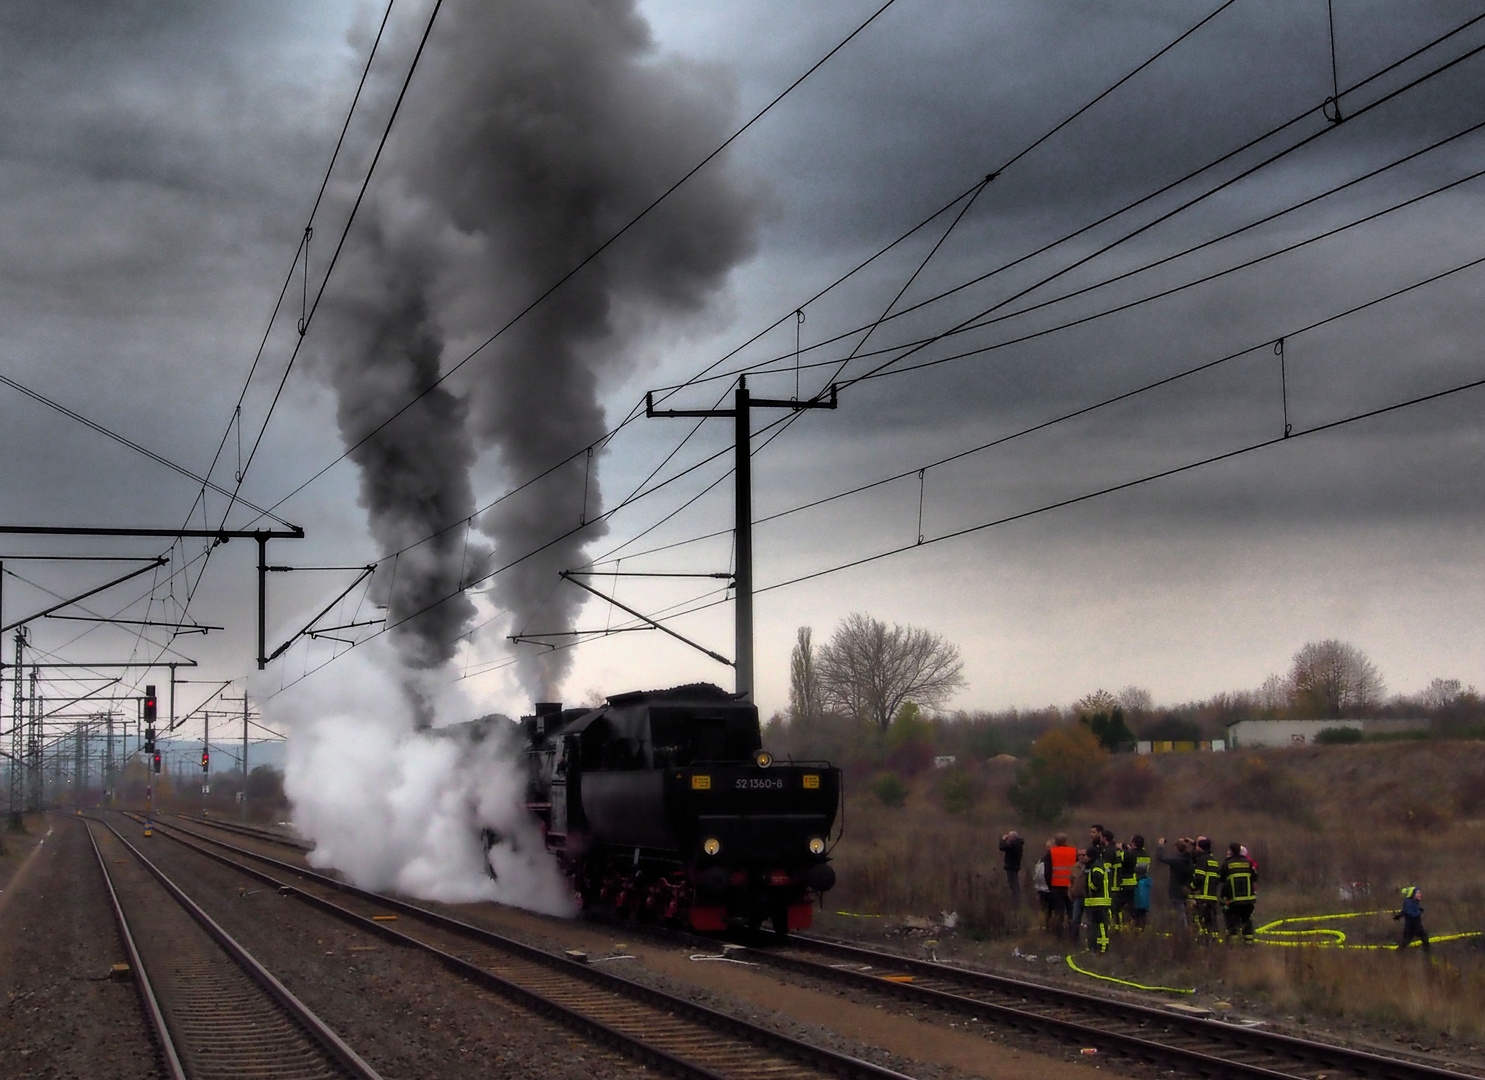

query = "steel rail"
[
  {"left": 84, "top": 819, "right": 189, "bottom": 1080},
  {"left": 757, "top": 934, "right": 1483, "bottom": 1080},
  {"left": 171, "top": 812, "right": 313, "bottom": 851},
  {"left": 138, "top": 813, "right": 918, "bottom": 1080},
  {"left": 92, "top": 816, "right": 384, "bottom": 1080}
]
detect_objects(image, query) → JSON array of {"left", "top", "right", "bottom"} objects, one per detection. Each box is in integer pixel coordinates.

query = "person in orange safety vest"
[{"left": 1048, "top": 833, "right": 1078, "bottom": 934}]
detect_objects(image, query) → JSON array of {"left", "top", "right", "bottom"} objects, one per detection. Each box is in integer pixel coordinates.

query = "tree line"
[{"left": 770, "top": 622, "right": 1483, "bottom": 772}]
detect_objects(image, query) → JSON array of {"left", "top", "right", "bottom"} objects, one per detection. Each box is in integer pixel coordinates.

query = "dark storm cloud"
[
  {"left": 0, "top": 2, "right": 375, "bottom": 695},
  {"left": 676, "top": 0, "right": 1485, "bottom": 548},
  {"left": 1, "top": 0, "right": 1482, "bottom": 711}
]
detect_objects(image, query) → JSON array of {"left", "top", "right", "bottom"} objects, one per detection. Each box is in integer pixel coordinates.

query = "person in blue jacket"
[
  {"left": 1130, "top": 834, "right": 1152, "bottom": 929},
  {"left": 1394, "top": 886, "right": 1430, "bottom": 953}
]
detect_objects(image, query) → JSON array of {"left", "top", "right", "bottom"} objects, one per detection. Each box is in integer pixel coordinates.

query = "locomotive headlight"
[
  {"left": 703, "top": 837, "right": 722, "bottom": 856},
  {"left": 753, "top": 749, "right": 773, "bottom": 768},
  {"left": 808, "top": 837, "right": 826, "bottom": 855}
]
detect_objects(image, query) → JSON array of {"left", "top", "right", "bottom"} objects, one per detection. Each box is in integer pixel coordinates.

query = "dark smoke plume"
[
  {"left": 319, "top": 216, "right": 482, "bottom": 671},
  {"left": 322, "top": 0, "right": 758, "bottom": 695}
]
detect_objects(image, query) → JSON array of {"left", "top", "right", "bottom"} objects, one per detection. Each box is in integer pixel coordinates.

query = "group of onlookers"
[
  {"left": 998, "top": 825, "right": 1258, "bottom": 951},
  {"left": 998, "top": 826, "right": 1432, "bottom": 955}
]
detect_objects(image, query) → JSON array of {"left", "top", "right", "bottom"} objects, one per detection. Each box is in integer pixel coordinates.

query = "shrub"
[
  {"left": 1102, "top": 755, "right": 1162, "bottom": 808},
  {"left": 1008, "top": 762, "right": 1068, "bottom": 822},
  {"left": 1225, "top": 755, "right": 1316, "bottom": 826},
  {"left": 1008, "top": 723, "right": 1109, "bottom": 822},
  {"left": 939, "top": 769, "right": 976, "bottom": 814},
  {"left": 871, "top": 772, "right": 907, "bottom": 807},
  {"left": 1315, "top": 726, "right": 1363, "bottom": 745},
  {"left": 1028, "top": 724, "right": 1107, "bottom": 801}
]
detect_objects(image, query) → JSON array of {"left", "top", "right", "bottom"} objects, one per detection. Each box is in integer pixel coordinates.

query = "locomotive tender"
[{"left": 521, "top": 682, "right": 840, "bottom": 935}]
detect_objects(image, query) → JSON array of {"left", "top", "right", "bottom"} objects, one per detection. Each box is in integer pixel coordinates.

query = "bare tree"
[
  {"left": 1421, "top": 677, "right": 1463, "bottom": 712},
  {"left": 816, "top": 613, "right": 966, "bottom": 728},
  {"left": 1288, "top": 639, "right": 1385, "bottom": 719},
  {"left": 788, "top": 626, "right": 820, "bottom": 722},
  {"left": 1117, "top": 685, "right": 1154, "bottom": 719},
  {"left": 1255, "top": 673, "right": 1289, "bottom": 715}
]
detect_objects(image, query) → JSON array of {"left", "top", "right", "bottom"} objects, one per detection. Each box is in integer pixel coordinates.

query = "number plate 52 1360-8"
[{"left": 735, "top": 777, "right": 784, "bottom": 789}]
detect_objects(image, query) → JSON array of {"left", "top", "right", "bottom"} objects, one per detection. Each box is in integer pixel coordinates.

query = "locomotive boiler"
[{"left": 520, "top": 682, "right": 840, "bottom": 935}]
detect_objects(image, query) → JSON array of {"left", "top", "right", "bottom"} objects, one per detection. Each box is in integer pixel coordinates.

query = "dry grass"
[{"left": 824, "top": 740, "right": 1485, "bottom": 1036}]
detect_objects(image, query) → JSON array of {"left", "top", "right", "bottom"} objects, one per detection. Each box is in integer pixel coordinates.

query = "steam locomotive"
[{"left": 518, "top": 683, "right": 840, "bottom": 935}]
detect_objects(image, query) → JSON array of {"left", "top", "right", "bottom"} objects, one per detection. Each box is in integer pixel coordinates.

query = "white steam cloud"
[{"left": 265, "top": 644, "right": 574, "bottom": 914}]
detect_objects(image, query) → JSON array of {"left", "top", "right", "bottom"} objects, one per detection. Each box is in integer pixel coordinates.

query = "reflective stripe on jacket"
[
  {"left": 1084, "top": 862, "right": 1112, "bottom": 907},
  {"left": 1221, "top": 856, "right": 1256, "bottom": 902},
  {"left": 1191, "top": 853, "right": 1223, "bottom": 900}
]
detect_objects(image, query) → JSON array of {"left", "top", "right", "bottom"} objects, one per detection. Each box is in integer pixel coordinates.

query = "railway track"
[
  {"left": 742, "top": 933, "right": 1482, "bottom": 1080},
  {"left": 83, "top": 816, "right": 383, "bottom": 1080},
  {"left": 127, "top": 812, "right": 919, "bottom": 1080},
  {"left": 170, "top": 812, "right": 313, "bottom": 852}
]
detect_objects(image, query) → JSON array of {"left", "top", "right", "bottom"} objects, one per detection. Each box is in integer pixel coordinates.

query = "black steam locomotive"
[{"left": 520, "top": 683, "right": 840, "bottom": 935}]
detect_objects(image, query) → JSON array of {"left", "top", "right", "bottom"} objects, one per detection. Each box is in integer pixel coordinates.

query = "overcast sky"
[{"left": 2, "top": 0, "right": 1483, "bottom": 736}]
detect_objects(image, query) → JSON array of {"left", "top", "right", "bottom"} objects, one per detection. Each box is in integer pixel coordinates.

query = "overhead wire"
[
  {"left": 268, "top": 8, "right": 1485, "bottom": 691},
  {"left": 253, "top": 0, "right": 1251, "bottom": 590},
  {"left": 664, "top": 109, "right": 1485, "bottom": 393},
  {"left": 757, "top": 373, "right": 1485, "bottom": 595},
  {"left": 856, "top": 146, "right": 1485, "bottom": 386},
  {"left": 250, "top": 0, "right": 903, "bottom": 524},
  {"left": 224, "top": 0, "right": 447, "bottom": 513},
  {"left": 743, "top": 249, "right": 1485, "bottom": 537},
  {"left": 838, "top": 31, "right": 1485, "bottom": 391},
  {"left": 59, "top": 0, "right": 401, "bottom": 715},
  {"left": 115, "top": 0, "right": 434, "bottom": 718},
  {"left": 645, "top": 9, "right": 1485, "bottom": 399},
  {"left": 0, "top": 373, "right": 291, "bottom": 527},
  {"left": 184, "top": 0, "right": 399, "bottom": 535}
]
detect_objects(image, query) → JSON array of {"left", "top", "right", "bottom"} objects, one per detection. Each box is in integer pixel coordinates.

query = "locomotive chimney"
[{"left": 526, "top": 701, "right": 563, "bottom": 743}]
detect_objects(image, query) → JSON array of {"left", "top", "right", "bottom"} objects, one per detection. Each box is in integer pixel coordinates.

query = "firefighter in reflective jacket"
[
  {"left": 1219, "top": 841, "right": 1257, "bottom": 941},
  {"left": 1112, "top": 840, "right": 1137, "bottom": 926},
  {"left": 1083, "top": 847, "right": 1113, "bottom": 954},
  {"left": 1189, "top": 837, "right": 1223, "bottom": 935}
]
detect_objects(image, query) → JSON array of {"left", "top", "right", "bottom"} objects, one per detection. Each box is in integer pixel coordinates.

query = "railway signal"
[
  {"left": 201, "top": 748, "right": 209, "bottom": 771},
  {"left": 143, "top": 685, "right": 157, "bottom": 723},
  {"left": 152, "top": 751, "right": 161, "bottom": 773}
]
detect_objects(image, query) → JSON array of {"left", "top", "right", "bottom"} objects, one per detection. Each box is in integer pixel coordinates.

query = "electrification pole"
[
  {"left": 25, "top": 666, "right": 39, "bottom": 811},
  {"left": 7, "top": 630, "right": 22, "bottom": 829},
  {"left": 646, "top": 375, "right": 837, "bottom": 699},
  {"left": 104, "top": 710, "right": 114, "bottom": 806}
]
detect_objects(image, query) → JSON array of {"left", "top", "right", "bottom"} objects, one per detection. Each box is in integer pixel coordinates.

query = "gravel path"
[{"left": 0, "top": 814, "right": 160, "bottom": 1080}]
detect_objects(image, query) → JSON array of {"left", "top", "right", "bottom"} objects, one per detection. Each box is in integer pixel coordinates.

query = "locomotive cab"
[{"left": 522, "top": 683, "right": 840, "bottom": 935}]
